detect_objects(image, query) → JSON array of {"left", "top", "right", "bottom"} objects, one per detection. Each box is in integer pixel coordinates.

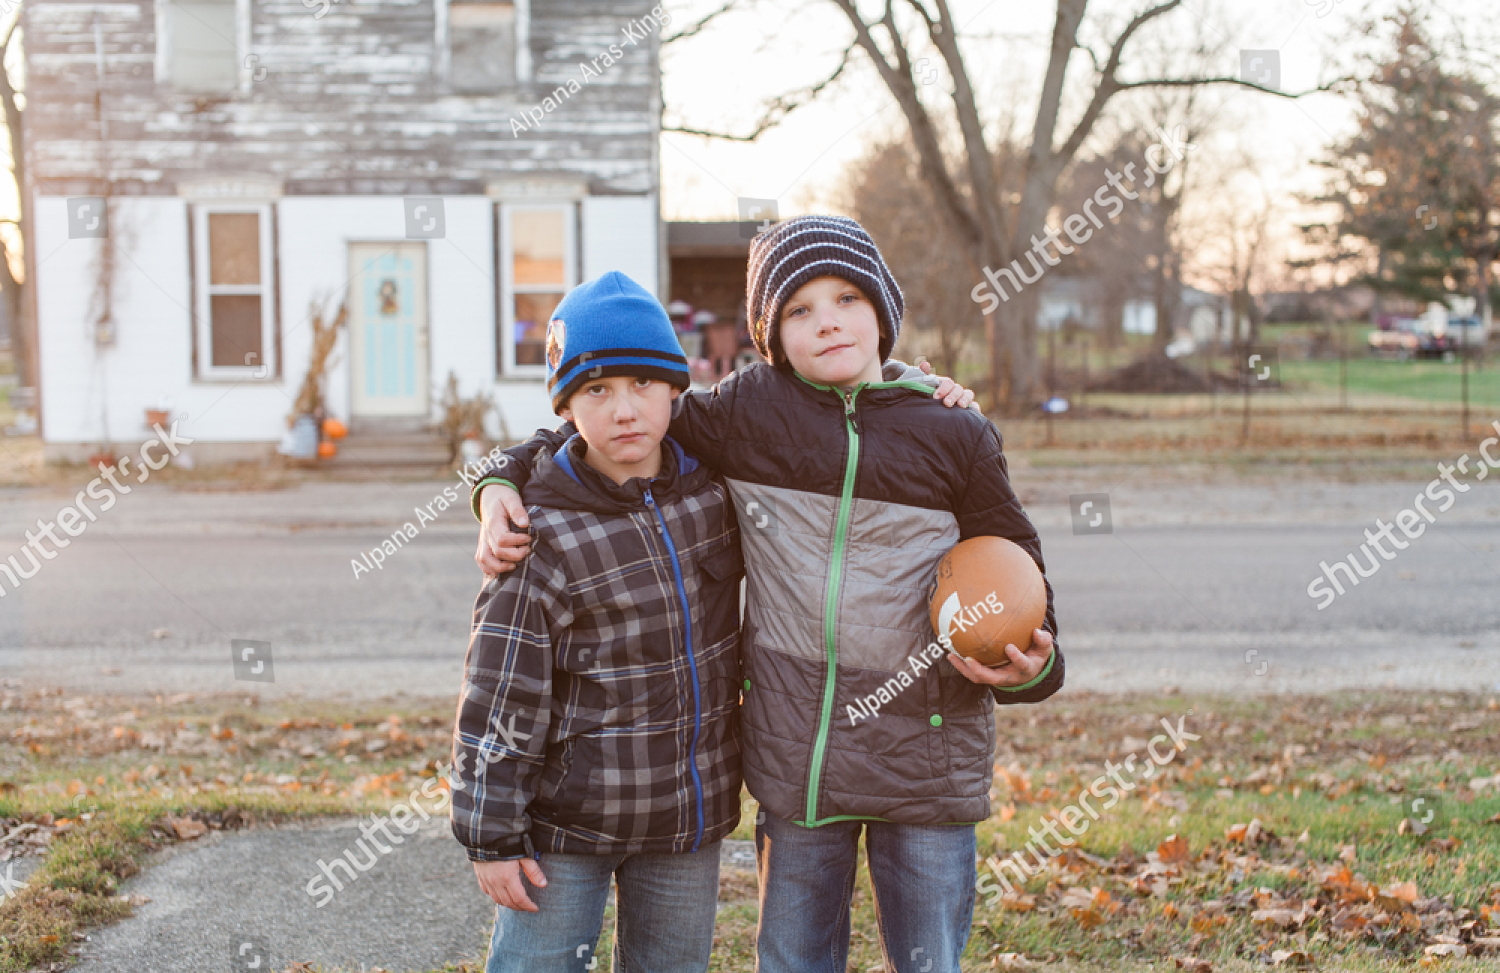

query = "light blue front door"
[{"left": 349, "top": 243, "right": 429, "bottom": 417}]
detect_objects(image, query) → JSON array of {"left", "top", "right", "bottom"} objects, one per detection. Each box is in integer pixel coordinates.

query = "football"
[{"left": 929, "top": 536, "right": 1047, "bottom": 668}]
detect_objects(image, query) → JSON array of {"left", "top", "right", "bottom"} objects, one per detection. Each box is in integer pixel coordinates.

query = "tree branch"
[
  {"left": 662, "top": 0, "right": 739, "bottom": 46},
  {"left": 910, "top": 0, "right": 1004, "bottom": 249},
  {"left": 0, "top": 5, "right": 18, "bottom": 56},
  {"left": 825, "top": 0, "right": 982, "bottom": 247},
  {"left": 1028, "top": 0, "right": 1090, "bottom": 183},
  {"left": 1055, "top": 0, "right": 1183, "bottom": 166},
  {"left": 1114, "top": 75, "right": 1351, "bottom": 97},
  {"left": 662, "top": 44, "right": 853, "bottom": 141}
]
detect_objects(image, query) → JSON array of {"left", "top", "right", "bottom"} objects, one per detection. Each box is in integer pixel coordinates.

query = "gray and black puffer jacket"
[{"left": 474, "top": 361, "right": 1063, "bottom": 829}]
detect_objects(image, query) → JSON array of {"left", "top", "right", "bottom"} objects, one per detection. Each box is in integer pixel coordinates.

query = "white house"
[{"left": 26, "top": 0, "right": 670, "bottom": 462}]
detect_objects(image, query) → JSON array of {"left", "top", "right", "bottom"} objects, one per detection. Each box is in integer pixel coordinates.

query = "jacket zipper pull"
[
  {"left": 844, "top": 389, "right": 861, "bottom": 434},
  {"left": 643, "top": 487, "right": 664, "bottom": 532}
]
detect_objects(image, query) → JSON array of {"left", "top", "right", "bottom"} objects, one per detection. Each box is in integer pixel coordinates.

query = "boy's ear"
[
  {"left": 558, "top": 403, "right": 574, "bottom": 423},
  {"left": 669, "top": 387, "right": 681, "bottom": 401}
]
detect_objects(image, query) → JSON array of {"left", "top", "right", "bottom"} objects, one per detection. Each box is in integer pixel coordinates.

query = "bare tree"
[
  {"left": 0, "top": 13, "right": 31, "bottom": 392},
  {"left": 838, "top": 137, "right": 1008, "bottom": 380},
  {"left": 1051, "top": 132, "right": 1156, "bottom": 350},
  {"left": 667, "top": 0, "right": 1341, "bottom": 412}
]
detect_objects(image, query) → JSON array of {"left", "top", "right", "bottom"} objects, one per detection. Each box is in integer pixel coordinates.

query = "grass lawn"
[
  {"left": 1277, "top": 357, "right": 1500, "bottom": 409},
  {"left": 2, "top": 688, "right": 1499, "bottom": 971}
]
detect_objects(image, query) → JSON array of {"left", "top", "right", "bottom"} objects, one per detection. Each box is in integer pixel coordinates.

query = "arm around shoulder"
[{"left": 466, "top": 425, "right": 573, "bottom": 522}]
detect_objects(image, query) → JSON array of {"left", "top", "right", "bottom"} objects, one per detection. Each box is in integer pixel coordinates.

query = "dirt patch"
[{"left": 1089, "top": 355, "right": 1244, "bottom": 394}]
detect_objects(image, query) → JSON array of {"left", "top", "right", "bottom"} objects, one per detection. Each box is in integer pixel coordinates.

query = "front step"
[
  {"left": 328, "top": 419, "right": 453, "bottom": 470},
  {"left": 347, "top": 416, "right": 432, "bottom": 437}
]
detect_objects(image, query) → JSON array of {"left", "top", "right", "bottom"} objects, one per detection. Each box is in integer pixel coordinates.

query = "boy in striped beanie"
[{"left": 745, "top": 214, "right": 905, "bottom": 374}]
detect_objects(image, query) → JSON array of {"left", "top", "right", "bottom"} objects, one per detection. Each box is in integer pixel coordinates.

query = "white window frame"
[
  {"left": 499, "top": 200, "right": 576, "bottom": 378},
  {"left": 192, "top": 202, "right": 277, "bottom": 380},
  {"left": 155, "top": 0, "right": 252, "bottom": 92},
  {"left": 436, "top": 0, "right": 530, "bottom": 86}
]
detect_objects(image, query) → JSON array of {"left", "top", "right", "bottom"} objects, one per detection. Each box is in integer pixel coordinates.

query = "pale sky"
[{"left": 659, "top": 0, "right": 1494, "bottom": 285}]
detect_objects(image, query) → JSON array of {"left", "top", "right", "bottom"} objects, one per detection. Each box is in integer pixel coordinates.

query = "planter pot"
[{"left": 276, "top": 414, "right": 321, "bottom": 459}]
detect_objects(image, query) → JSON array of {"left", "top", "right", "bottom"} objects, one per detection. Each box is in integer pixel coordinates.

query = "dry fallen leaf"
[
  {"left": 1271, "top": 949, "right": 1313, "bottom": 967},
  {"left": 1158, "top": 834, "right": 1191, "bottom": 864},
  {"left": 1252, "top": 908, "right": 1298, "bottom": 928},
  {"left": 998, "top": 892, "right": 1035, "bottom": 912},
  {"left": 165, "top": 815, "right": 207, "bottom": 840},
  {"left": 1174, "top": 958, "right": 1212, "bottom": 972},
  {"left": 1380, "top": 880, "right": 1419, "bottom": 903},
  {"left": 1421, "top": 943, "right": 1468, "bottom": 966},
  {"left": 993, "top": 953, "right": 1032, "bottom": 970}
]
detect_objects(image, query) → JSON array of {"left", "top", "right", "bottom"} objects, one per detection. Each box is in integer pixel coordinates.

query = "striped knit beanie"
[
  {"left": 745, "top": 215, "right": 905, "bottom": 368},
  {"left": 545, "top": 272, "right": 689, "bottom": 413}
]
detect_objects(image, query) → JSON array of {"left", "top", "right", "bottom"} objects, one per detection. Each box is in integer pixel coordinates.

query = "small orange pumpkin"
[
  {"left": 317, "top": 441, "right": 337, "bottom": 458},
  {"left": 323, "top": 417, "right": 348, "bottom": 439}
]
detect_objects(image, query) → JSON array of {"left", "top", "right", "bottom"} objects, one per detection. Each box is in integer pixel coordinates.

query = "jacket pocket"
[
  {"left": 695, "top": 542, "right": 744, "bottom": 669},
  {"left": 699, "top": 544, "right": 744, "bottom": 583},
  {"left": 536, "top": 735, "right": 577, "bottom": 808}
]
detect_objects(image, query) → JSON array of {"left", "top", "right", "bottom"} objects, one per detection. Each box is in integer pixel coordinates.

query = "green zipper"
[
  {"left": 793, "top": 371, "right": 947, "bottom": 826},
  {"left": 804, "top": 386, "right": 862, "bottom": 825}
]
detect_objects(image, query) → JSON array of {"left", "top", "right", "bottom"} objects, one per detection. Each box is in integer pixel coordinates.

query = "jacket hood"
[{"left": 523, "top": 434, "right": 707, "bottom": 514}]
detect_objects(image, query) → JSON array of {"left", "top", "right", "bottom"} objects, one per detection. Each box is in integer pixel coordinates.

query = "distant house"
[
  {"left": 666, "top": 220, "right": 755, "bottom": 383},
  {"left": 26, "top": 0, "right": 669, "bottom": 461},
  {"left": 1036, "top": 276, "right": 1240, "bottom": 346}
]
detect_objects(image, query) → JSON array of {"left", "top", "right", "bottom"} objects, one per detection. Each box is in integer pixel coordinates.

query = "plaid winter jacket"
[{"left": 450, "top": 434, "right": 744, "bottom": 862}]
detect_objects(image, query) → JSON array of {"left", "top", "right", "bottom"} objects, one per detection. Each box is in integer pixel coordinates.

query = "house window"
[
  {"left": 193, "top": 204, "right": 277, "bottom": 379},
  {"left": 445, "top": 0, "right": 530, "bottom": 91},
  {"left": 500, "top": 203, "right": 574, "bottom": 376},
  {"left": 158, "top": 0, "right": 243, "bottom": 93}
]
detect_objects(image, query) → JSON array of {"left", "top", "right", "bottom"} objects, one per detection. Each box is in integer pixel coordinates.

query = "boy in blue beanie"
[{"left": 450, "top": 271, "right": 744, "bottom": 973}]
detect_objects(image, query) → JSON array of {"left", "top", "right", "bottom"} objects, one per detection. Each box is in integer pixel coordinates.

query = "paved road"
[{"left": 0, "top": 472, "right": 1496, "bottom": 698}]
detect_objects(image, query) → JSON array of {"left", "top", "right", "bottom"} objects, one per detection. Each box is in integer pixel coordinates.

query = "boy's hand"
[
  {"left": 473, "top": 858, "right": 547, "bottom": 911},
  {"left": 916, "top": 360, "right": 977, "bottom": 411},
  {"left": 946, "top": 629, "right": 1054, "bottom": 687},
  {"left": 475, "top": 483, "right": 533, "bottom": 576}
]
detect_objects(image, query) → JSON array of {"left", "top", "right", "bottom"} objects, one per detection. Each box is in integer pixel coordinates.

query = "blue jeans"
[
  {"left": 483, "top": 842, "right": 720, "bottom": 973},
  {"left": 754, "top": 810, "right": 976, "bottom": 973}
]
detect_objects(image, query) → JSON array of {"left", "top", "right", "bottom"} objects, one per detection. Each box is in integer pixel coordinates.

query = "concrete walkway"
[
  {"left": 70, "top": 816, "right": 758, "bottom": 973},
  {"left": 73, "top": 815, "right": 494, "bottom": 973}
]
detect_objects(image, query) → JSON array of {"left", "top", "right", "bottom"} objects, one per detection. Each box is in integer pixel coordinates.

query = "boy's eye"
[{"left": 633, "top": 378, "right": 653, "bottom": 389}]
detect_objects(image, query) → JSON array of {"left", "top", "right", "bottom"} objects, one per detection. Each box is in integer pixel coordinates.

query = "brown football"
[{"left": 929, "top": 536, "right": 1047, "bottom": 668}]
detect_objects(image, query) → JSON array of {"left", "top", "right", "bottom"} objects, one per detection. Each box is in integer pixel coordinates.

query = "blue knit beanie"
[{"left": 544, "top": 272, "right": 690, "bottom": 413}]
